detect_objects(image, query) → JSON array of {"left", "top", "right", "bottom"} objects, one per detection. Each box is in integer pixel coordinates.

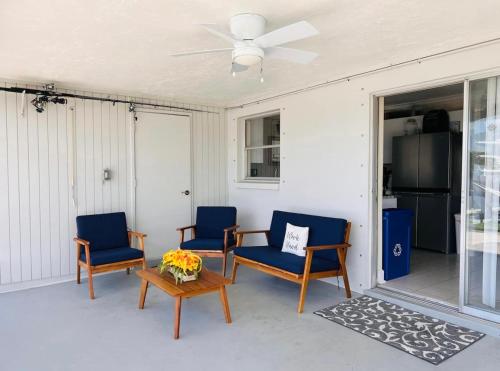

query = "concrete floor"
[{"left": 1, "top": 256, "right": 500, "bottom": 371}]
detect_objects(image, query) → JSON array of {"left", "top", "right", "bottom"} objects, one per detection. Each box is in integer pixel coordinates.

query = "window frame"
[{"left": 237, "top": 110, "right": 281, "bottom": 185}]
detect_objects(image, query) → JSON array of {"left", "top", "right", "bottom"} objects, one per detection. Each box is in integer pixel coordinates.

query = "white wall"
[
  {"left": 227, "top": 42, "right": 500, "bottom": 293},
  {"left": 0, "top": 82, "right": 226, "bottom": 287}
]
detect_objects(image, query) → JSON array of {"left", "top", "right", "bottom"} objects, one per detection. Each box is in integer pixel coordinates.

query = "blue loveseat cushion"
[
  {"left": 180, "top": 238, "right": 231, "bottom": 251},
  {"left": 195, "top": 206, "right": 237, "bottom": 239},
  {"left": 234, "top": 246, "right": 339, "bottom": 274},
  {"left": 269, "top": 211, "right": 347, "bottom": 263},
  {"left": 80, "top": 247, "right": 143, "bottom": 266},
  {"left": 76, "top": 212, "right": 129, "bottom": 251}
]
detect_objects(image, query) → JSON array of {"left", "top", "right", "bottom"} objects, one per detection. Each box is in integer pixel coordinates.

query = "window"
[{"left": 242, "top": 113, "right": 280, "bottom": 181}]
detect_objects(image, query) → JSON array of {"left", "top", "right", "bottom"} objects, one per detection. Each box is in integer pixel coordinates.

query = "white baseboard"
[{"left": 0, "top": 269, "right": 125, "bottom": 294}]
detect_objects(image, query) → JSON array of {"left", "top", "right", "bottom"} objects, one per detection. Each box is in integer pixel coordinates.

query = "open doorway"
[{"left": 377, "top": 83, "right": 464, "bottom": 307}]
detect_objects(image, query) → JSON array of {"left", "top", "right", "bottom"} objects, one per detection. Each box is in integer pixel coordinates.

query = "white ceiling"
[{"left": 1, "top": 0, "right": 499, "bottom": 106}]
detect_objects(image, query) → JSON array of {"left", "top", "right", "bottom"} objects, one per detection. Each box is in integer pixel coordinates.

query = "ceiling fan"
[{"left": 171, "top": 13, "right": 320, "bottom": 79}]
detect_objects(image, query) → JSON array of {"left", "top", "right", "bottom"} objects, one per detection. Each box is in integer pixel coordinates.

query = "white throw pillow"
[{"left": 281, "top": 223, "right": 309, "bottom": 257}]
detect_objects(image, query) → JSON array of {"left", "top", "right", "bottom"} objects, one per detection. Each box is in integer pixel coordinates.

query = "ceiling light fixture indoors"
[{"left": 171, "top": 13, "right": 319, "bottom": 82}]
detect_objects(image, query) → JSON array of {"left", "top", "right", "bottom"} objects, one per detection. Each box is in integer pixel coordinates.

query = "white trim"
[
  {"left": 236, "top": 109, "right": 281, "bottom": 185},
  {"left": 369, "top": 77, "right": 468, "bottom": 289},
  {"left": 0, "top": 270, "right": 117, "bottom": 294},
  {"left": 459, "top": 79, "right": 470, "bottom": 312},
  {"left": 131, "top": 109, "right": 194, "bottom": 230},
  {"left": 376, "top": 96, "right": 385, "bottom": 285},
  {"left": 463, "top": 305, "right": 500, "bottom": 325},
  {"left": 134, "top": 108, "right": 191, "bottom": 117},
  {"left": 369, "top": 67, "right": 500, "bottom": 323},
  {"left": 245, "top": 144, "right": 280, "bottom": 150},
  {"left": 236, "top": 181, "right": 280, "bottom": 190},
  {"left": 369, "top": 78, "right": 467, "bottom": 295}
]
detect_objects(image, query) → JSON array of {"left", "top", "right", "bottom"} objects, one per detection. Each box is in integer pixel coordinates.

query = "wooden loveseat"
[{"left": 231, "top": 210, "right": 351, "bottom": 313}]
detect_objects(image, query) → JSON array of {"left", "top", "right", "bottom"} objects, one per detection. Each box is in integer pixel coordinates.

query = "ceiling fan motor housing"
[{"left": 230, "top": 13, "right": 266, "bottom": 40}]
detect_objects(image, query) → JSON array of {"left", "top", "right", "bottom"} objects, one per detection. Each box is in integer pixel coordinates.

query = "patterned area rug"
[{"left": 314, "top": 296, "right": 485, "bottom": 365}]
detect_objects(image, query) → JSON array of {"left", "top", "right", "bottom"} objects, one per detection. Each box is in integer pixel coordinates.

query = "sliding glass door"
[{"left": 462, "top": 76, "right": 500, "bottom": 321}]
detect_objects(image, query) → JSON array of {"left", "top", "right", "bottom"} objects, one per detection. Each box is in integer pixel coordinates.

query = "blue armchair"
[
  {"left": 75, "top": 212, "right": 147, "bottom": 299},
  {"left": 177, "top": 206, "right": 239, "bottom": 276}
]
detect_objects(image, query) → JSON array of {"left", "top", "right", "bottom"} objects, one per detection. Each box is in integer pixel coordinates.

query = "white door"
[{"left": 135, "top": 111, "right": 192, "bottom": 260}]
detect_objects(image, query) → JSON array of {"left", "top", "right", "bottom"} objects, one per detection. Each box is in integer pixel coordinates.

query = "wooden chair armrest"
[
  {"left": 176, "top": 225, "right": 196, "bottom": 232},
  {"left": 128, "top": 230, "right": 147, "bottom": 239},
  {"left": 177, "top": 225, "right": 196, "bottom": 244},
  {"left": 224, "top": 224, "right": 240, "bottom": 232},
  {"left": 224, "top": 225, "right": 240, "bottom": 248},
  {"left": 305, "top": 243, "right": 351, "bottom": 251},
  {"left": 73, "top": 237, "right": 90, "bottom": 246},
  {"left": 235, "top": 229, "right": 270, "bottom": 248},
  {"left": 128, "top": 231, "right": 147, "bottom": 252},
  {"left": 234, "top": 229, "right": 270, "bottom": 236}
]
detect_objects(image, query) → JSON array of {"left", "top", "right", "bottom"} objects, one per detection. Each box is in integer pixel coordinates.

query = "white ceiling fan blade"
[
  {"left": 254, "top": 21, "right": 319, "bottom": 48},
  {"left": 171, "top": 48, "right": 233, "bottom": 57},
  {"left": 265, "top": 47, "right": 318, "bottom": 64},
  {"left": 199, "top": 24, "right": 238, "bottom": 44},
  {"left": 231, "top": 63, "right": 248, "bottom": 73}
]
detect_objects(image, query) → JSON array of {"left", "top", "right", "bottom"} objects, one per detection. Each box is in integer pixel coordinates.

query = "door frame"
[
  {"left": 369, "top": 76, "right": 466, "bottom": 292},
  {"left": 129, "top": 108, "right": 193, "bottom": 231},
  {"left": 369, "top": 67, "right": 500, "bottom": 321}
]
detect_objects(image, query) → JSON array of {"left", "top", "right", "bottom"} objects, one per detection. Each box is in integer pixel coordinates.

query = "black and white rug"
[{"left": 314, "top": 296, "right": 484, "bottom": 365}]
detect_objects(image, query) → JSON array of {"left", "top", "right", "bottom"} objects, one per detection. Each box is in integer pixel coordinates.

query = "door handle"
[{"left": 182, "top": 190, "right": 190, "bottom": 196}]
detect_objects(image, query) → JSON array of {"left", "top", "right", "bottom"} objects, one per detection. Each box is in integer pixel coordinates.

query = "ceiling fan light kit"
[
  {"left": 232, "top": 45, "right": 264, "bottom": 66},
  {"left": 172, "top": 13, "right": 319, "bottom": 81}
]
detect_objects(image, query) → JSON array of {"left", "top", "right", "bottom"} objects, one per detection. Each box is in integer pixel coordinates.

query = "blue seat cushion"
[
  {"left": 234, "top": 246, "right": 339, "bottom": 274},
  {"left": 80, "top": 247, "right": 143, "bottom": 266},
  {"left": 195, "top": 206, "right": 237, "bottom": 239},
  {"left": 268, "top": 211, "right": 347, "bottom": 263},
  {"left": 76, "top": 212, "right": 129, "bottom": 251},
  {"left": 180, "top": 238, "right": 234, "bottom": 251}
]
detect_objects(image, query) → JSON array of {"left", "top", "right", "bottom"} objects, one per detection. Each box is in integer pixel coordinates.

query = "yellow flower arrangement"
[{"left": 158, "top": 249, "right": 202, "bottom": 284}]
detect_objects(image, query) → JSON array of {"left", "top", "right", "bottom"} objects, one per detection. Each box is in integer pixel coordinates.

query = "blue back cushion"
[
  {"left": 269, "top": 210, "right": 347, "bottom": 262},
  {"left": 76, "top": 212, "right": 129, "bottom": 251},
  {"left": 196, "top": 206, "right": 237, "bottom": 240}
]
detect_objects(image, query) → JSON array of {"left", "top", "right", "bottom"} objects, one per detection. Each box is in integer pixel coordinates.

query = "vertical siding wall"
[{"left": 0, "top": 82, "right": 226, "bottom": 286}]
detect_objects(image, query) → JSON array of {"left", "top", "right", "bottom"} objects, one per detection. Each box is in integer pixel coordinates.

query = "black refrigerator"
[{"left": 392, "top": 132, "right": 462, "bottom": 253}]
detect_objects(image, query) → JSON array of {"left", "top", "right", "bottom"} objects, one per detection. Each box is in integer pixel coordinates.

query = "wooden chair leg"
[
  {"left": 230, "top": 258, "right": 239, "bottom": 284},
  {"left": 298, "top": 279, "right": 310, "bottom": 313},
  {"left": 142, "top": 258, "right": 147, "bottom": 270},
  {"left": 339, "top": 248, "right": 352, "bottom": 298},
  {"left": 126, "top": 267, "right": 131, "bottom": 275},
  {"left": 87, "top": 268, "right": 95, "bottom": 300},
  {"left": 219, "top": 286, "right": 232, "bottom": 324},
  {"left": 174, "top": 297, "right": 182, "bottom": 339},
  {"left": 222, "top": 253, "right": 227, "bottom": 277},
  {"left": 298, "top": 251, "right": 313, "bottom": 313},
  {"left": 342, "top": 270, "right": 352, "bottom": 298},
  {"left": 138, "top": 279, "right": 148, "bottom": 309},
  {"left": 77, "top": 262, "right": 81, "bottom": 284}
]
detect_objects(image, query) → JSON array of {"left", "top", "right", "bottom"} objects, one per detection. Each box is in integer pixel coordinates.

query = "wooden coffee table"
[{"left": 136, "top": 267, "right": 232, "bottom": 339}]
